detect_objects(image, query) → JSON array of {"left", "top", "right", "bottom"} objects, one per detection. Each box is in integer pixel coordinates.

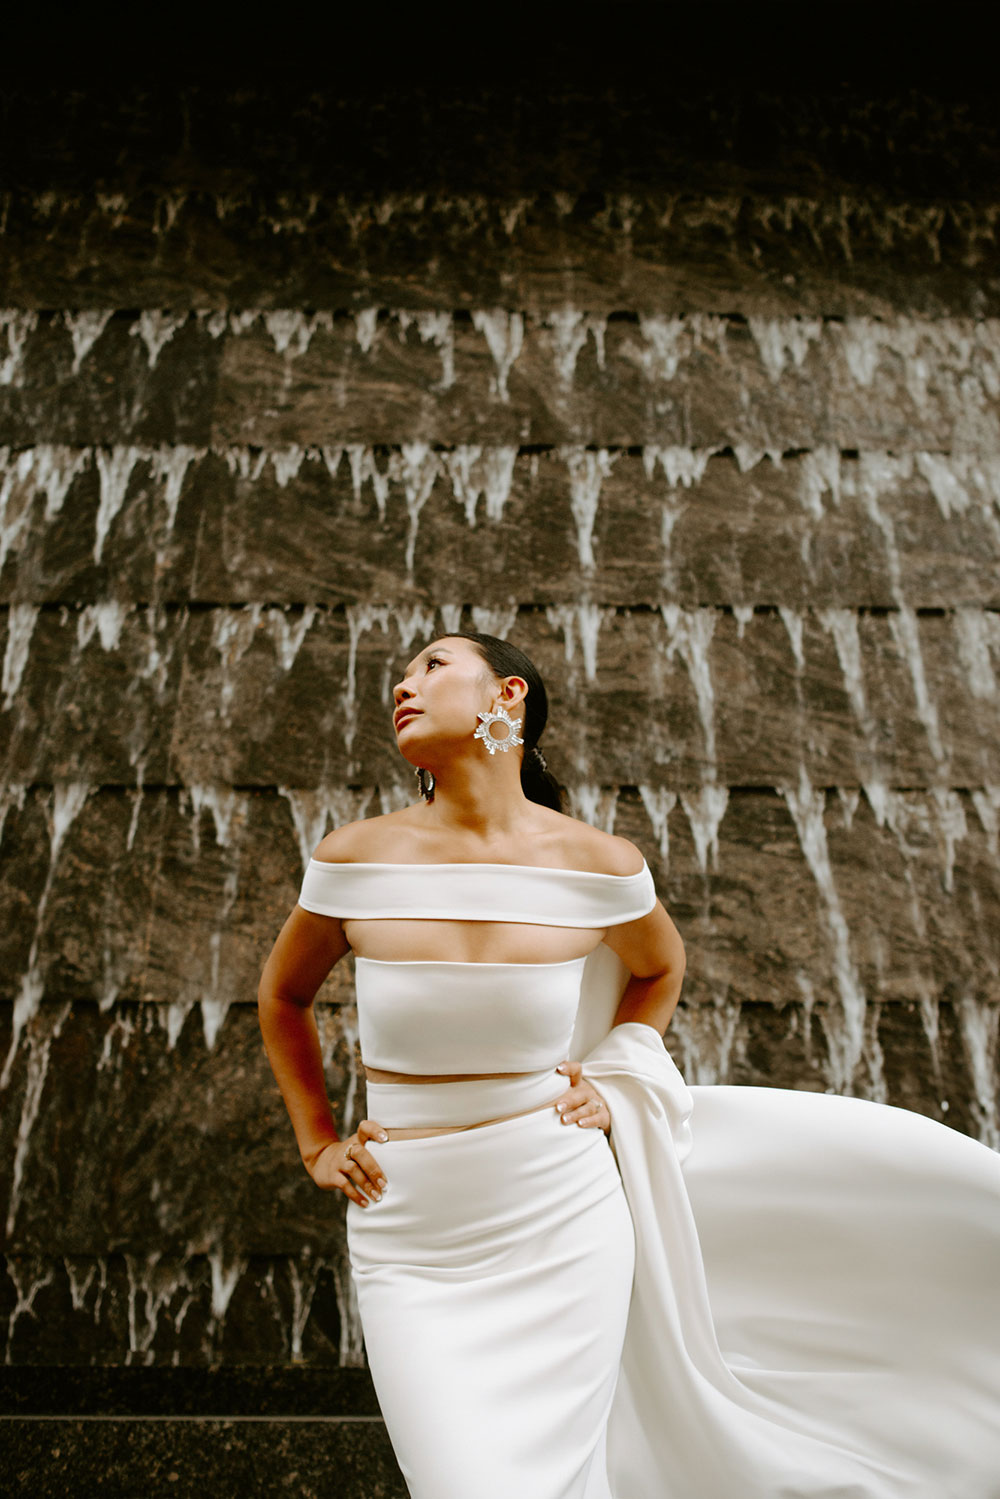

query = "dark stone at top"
[{"left": 1, "top": 21, "right": 998, "bottom": 202}]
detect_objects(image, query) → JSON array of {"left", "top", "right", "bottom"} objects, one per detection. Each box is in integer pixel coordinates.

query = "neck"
[{"left": 419, "top": 749, "right": 530, "bottom": 838}]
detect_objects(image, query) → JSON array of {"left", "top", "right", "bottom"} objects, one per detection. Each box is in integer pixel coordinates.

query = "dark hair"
[{"left": 446, "top": 631, "right": 562, "bottom": 812}]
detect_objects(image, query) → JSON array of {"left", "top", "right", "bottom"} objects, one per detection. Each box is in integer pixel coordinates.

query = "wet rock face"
[{"left": 2, "top": 84, "right": 1000, "bottom": 1370}]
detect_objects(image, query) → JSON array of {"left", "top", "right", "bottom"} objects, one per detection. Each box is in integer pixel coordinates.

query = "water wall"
[{"left": 2, "top": 72, "right": 999, "bottom": 1488}]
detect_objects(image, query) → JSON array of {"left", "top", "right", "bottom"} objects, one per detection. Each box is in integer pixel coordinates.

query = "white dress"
[{"left": 298, "top": 858, "right": 1000, "bottom": 1499}]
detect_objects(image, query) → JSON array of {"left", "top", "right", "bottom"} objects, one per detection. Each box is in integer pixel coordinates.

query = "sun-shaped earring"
[{"left": 474, "top": 705, "right": 525, "bottom": 755}]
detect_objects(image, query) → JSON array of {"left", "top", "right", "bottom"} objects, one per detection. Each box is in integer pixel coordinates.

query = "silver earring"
[
  {"left": 474, "top": 705, "right": 525, "bottom": 755},
  {"left": 415, "top": 767, "right": 436, "bottom": 800}
]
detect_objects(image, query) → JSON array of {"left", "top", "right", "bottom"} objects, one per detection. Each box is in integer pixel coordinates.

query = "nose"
[{"left": 393, "top": 678, "right": 414, "bottom": 706}]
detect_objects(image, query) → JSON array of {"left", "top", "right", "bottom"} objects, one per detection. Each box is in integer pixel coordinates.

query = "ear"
[{"left": 496, "top": 674, "right": 529, "bottom": 709}]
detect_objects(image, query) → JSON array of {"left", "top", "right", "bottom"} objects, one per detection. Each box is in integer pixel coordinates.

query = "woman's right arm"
[{"left": 258, "top": 904, "right": 386, "bottom": 1207}]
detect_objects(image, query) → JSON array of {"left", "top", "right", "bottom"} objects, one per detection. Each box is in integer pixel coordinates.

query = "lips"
[{"left": 394, "top": 707, "right": 422, "bottom": 731}]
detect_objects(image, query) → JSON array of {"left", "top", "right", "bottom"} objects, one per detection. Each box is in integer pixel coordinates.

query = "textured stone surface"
[
  {"left": 3, "top": 311, "right": 1000, "bottom": 449},
  {"left": 1, "top": 1366, "right": 381, "bottom": 1414},
  {"left": 0, "top": 67, "right": 998, "bottom": 1442},
  {"left": 3, "top": 1416, "right": 405, "bottom": 1499},
  {"left": 3, "top": 447, "right": 1000, "bottom": 609},
  {"left": 3, "top": 603, "right": 1000, "bottom": 784},
  {"left": 1, "top": 787, "right": 999, "bottom": 1021},
  {"left": 2, "top": 189, "right": 999, "bottom": 317}
]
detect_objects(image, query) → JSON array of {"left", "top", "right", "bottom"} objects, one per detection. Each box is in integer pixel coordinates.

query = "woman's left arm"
[
  {"left": 555, "top": 897, "right": 686, "bottom": 1131},
  {"left": 602, "top": 896, "right": 686, "bottom": 1034}
]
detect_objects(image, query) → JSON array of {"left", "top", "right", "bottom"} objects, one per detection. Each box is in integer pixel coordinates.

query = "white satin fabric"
[
  {"left": 588, "top": 1023, "right": 1000, "bottom": 1498},
  {"left": 348, "top": 1106, "right": 635, "bottom": 1499},
  {"left": 298, "top": 860, "right": 1000, "bottom": 1498},
  {"left": 354, "top": 954, "right": 588, "bottom": 1073}
]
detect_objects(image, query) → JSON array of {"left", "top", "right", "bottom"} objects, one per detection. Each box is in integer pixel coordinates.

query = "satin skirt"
[{"left": 347, "top": 1103, "right": 635, "bottom": 1499}]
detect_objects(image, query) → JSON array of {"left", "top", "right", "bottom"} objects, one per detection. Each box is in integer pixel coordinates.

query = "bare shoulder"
[
  {"left": 540, "top": 808, "right": 646, "bottom": 876},
  {"left": 311, "top": 807, "right": 420, "bottom": 864}
]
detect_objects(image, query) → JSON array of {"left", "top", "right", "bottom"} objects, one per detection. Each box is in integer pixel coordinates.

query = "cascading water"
[{"left": 2, "top": 274, "right": 999, "bottom": 1382}]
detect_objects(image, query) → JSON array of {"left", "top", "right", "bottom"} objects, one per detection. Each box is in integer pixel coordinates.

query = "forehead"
[{"left": 402, "top": 637, "right": 475, "bottom": 676}]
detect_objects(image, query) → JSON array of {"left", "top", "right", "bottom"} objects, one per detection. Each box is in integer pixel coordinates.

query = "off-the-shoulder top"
[{"left": 297, "top": 859, "right": 657, "bottom": 1075}]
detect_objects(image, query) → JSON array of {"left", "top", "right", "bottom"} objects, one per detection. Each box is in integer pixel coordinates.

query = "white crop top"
[{"left": 297, "top": 859, "right": 657, "bottom": 1074}]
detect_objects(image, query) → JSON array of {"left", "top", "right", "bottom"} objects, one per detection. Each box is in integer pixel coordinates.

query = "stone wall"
[{"left": 2, "top": 82, "right": 999, "bottom": 1408}]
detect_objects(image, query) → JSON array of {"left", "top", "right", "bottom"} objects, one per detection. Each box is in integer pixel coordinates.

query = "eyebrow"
[{"left": 403, "top": 644, "right": 454, "bottom": 676}]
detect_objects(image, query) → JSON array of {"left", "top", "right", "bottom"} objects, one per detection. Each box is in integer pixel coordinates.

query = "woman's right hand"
[{"left": 307, "top": 1119, "right": 389, "bottom": 1206}]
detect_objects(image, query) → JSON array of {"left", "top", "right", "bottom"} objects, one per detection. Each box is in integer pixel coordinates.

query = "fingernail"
[
  {"left": 371, "top": 1191, "right": 381, "bottom": 1202},
  {"left": 378, "top": 1132, "right": 388, "bottom": 1142},
  {"left": 381, "top": 1182, "right": 389, "bottom": 1193},
  {"left": 556, "top": 1063, "right": 568, "bottom": 1073},
  {"left": 555, "top": 1102, "right": 566, "bottom": 1113}
]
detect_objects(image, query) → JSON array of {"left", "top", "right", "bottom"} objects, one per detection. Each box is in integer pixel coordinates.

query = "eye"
[{"left": 425, "top": 656, "right": 443, "bottom": 670}]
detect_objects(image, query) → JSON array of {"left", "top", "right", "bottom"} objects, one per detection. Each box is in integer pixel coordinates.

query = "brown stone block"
[
  {"left": 3, "top": 603, "right": 1000, "bottom": 786},
  {"left": 2, "top": 190, "right": 998, "bottom": 319},
  {"left": 5, "top": 309, "right": 996, "bottom": 450},
  {"left": 0, "top": 999, "right": 360, "bottom": 1256},
  {"left": 1, "top": 1251, "right": 360, "bottom": 1368},
  {"left": 0, "top": 788, "right": 317, "bottom": 1009},
  {"left": 4, "top": 447, "right": 1000, "bottom": 612},
  {"left": 210, "top": 313, "right": 1000, "bottom": 450},
  {"left": 0, "top": 312, "right": 220, "bottom": 447}
]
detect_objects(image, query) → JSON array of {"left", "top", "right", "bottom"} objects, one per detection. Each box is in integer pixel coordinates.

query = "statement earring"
[
  {"left": 415, "top": 767, "right": 436, "bottom": 800},
  {"left": 474, "top": 705, "right": 525, "bottom": 755}
]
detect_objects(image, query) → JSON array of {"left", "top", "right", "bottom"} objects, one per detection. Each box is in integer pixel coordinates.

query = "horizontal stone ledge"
[
  {"left": 5, "top": 1413, "right": 385, "bottom": 1421},
  {"left": 1, "top": 190, "right": 998, "bottom": 317},
  {"left": 2, "top": 445, "right": 1000, "bottom": 609},
  {"left": 3, "top": 1414, "right": 404, "bottom": 1499},
  {"left": 3, "top": 310, "right": 1000, "bottom": 448},
  {"left": 0, "top": 1000, "right": 992, "bottom": 1260},
  {"left": 3, "top": 602, "right": 1000, "bottom": 786},
  {"left": 1, "top": 1365, "right": 380, "bottom": 1416}
]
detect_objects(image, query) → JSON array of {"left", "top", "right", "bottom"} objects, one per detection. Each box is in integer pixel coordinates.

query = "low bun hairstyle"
[{"left": 448, "top": 631, "right": 563, "bottom": 812}]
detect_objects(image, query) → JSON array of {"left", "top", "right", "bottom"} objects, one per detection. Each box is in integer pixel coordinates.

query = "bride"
[{"left": 258, "top": 631, "right": 1000, "bottom": 1499}]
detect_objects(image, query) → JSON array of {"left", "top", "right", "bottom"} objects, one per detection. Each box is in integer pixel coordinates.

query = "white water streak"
[
  {"left": 679, "top": 785, "right": 729, "bottom": 873},
  {"left": 748, "top": 317, "right": 822, "bottom": 382},
  {"left": 0, "top": 447, "right": 90, "bottom": 575},
  {"left": 64, "top": 309, "right": 114, "bottom": 373},
  {"left": 546, "top": 603, "right": 605, "bottom": 682},
  {"left": 2, "top": 603, "right": 39, "bottom": 708},
  {"left": 635, "top": 314, "right": 728, "bottom": 382},
  {"left": 638, "top": 786, "right": 678, "bottom": 863},
  {"left": 130, "top": 311, "right": 187, "bottom": 368},
  {"left": 543, "top": 309, "right": 607, "bottom": 385},
  {"left": 0, "top": 311, "right": 38, "bottom": 385},
  {"left": 956, "top": 999, "right": 1000, "bottom": 1149},
  {"left": 94, "top": 447, "right": 144, "bottom": 562},
  {"left": 471, "top": 310, "right": 524, "bottom": 401},
  {"left": 559, "top": 447, "right": 615, "bottom": 569},
  {"left": 566, "top": 785, "right": 620, "bottom": 833},
  {"left": 265, "top": 606, "right": 317, "bottom": 671},
  {"left": 279, "top": 786, "right": 376, "bottom": 872},
  {"left": 76, "top": 601, "right": 129, "bottom": 654},
  {"left": 781, "top": 765, "right": 867, "bottom": 1092},
  {"left": 444, "top": 447, "right": 517, "bottom": 526},
  {"left": 661, "top": 606, "right": 718, "bottom": 776}
]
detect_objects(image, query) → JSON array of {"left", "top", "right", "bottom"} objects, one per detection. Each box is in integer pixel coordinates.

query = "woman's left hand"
[{"left": 554, "top": 1061, "right": 610, "bottom": 1134}]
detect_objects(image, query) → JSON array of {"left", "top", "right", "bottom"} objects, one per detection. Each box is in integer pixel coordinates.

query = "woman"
[{"left": 259, "top": 632, "right": 1000, "bottom": 1499}]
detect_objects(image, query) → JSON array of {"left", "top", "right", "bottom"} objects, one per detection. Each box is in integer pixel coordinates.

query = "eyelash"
[{"left": 425, "top": 656, "right": 443, "bottom": 670}]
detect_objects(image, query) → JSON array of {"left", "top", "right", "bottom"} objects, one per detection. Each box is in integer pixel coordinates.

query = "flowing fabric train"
[{"left": 586, "top": 1023, "right": 1000, "bottom": 1499}]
